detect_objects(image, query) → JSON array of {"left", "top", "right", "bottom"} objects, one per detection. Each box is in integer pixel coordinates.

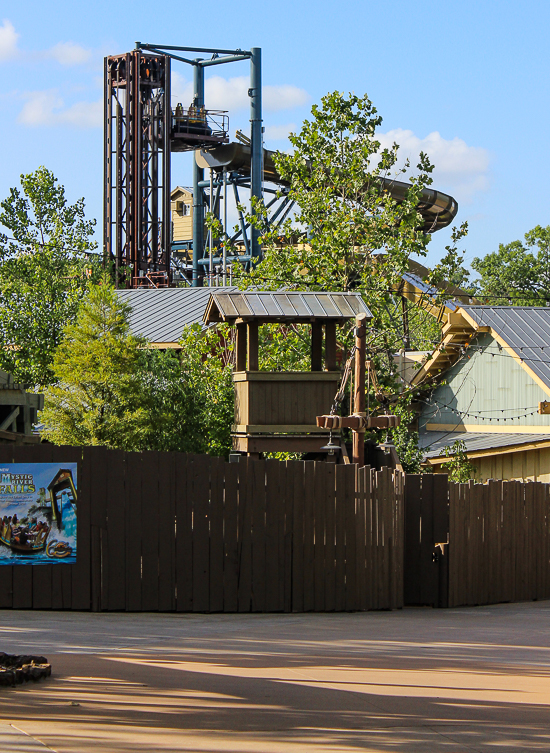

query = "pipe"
[
  {"left": 192, "top": 62, "right": 204, "bottom": 287},
  {"left": 223, "top": 167, "right": 227, "bottom": 285},
  {"left": 249, "top": 48, "right": 262, "bottom": 261}
]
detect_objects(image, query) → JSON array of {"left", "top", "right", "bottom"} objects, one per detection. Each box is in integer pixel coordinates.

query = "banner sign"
[{"left": 0, "top": 463, "right": 77, "bottom": 565}]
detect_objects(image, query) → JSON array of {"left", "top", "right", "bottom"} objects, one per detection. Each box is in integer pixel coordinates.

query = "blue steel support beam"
[
  {"left": 249, "top": 47, "right": 263, "bottom": 263},
  {"left": 192, "top": 62, "right": 205, "bottom": 287}
]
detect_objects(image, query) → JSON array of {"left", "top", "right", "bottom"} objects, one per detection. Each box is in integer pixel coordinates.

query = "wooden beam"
[
  {"left": 235, "top": 323, "right": 247, "bottom": 371},
  {"left": 353, "top": 313, "right": 367, "bottom": 465},
  {"left": 317, "top": 414, "right": 400, "bottom": 430},
  {"left": 325, "top": 322, "right": 337, "bottom": 371},
  {"left": 247, "top": 322, "right": 259, "bottom": 371},
  {"left": 311, "top": 323, "right": 323, "bottom": 371}
]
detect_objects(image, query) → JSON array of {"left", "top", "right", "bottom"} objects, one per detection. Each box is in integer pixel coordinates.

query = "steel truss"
[{"left": 104, "top": 51, "right": 172, "bottom": 287}]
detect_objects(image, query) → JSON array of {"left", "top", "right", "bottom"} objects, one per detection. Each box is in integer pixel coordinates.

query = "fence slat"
[
  {"left": 238, "top": 458, "right": 252, "bottom": 612},
  {"left": 251, "top": 460, "right": 266, "bottom": 613},
  {"left": 314, "top": 462, "right": 326, "bottom": 612},
  {"left": 334, "top": 465, "right": 347, "bottom": 611},
  {"left": 223, "top": 461, "right": 239, "bottom": 612},
  {"left": 192, "top": 455, "right": 210, "bottom": 613},
  {"left": 344, "top": 464, "right": 357, "bottom": 611},
  {"left": 104, "top": 449, "right": 126, "bottom": 611},
  {"left": 404, "top": 475, "right": 421, "bottom": 605},
  {"left": 125, "top": 452, "right": 143, "bottom": 612},
  {"left": 158, "top": 452, "right": 176, "bottom": 612},
  {"left": 291, "top": 461, "right": 304, "bottom": 613},
  {"left": 303, "top": 462, "right": 315, "bottom": 612},
  {"left": 209, "top": 457, "right": 224, "bottom": 613},
  {"left": 324, "top": 462, "right": 336, "bottom": 612},
  {"left": 175, "top": 455, "right": 192, "bottom": 612},
  {"left": 265, "top": 459, "right": 281, "bottom": 612}
]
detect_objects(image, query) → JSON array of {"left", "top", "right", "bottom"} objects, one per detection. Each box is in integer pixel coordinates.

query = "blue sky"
[{"left": 1, "top": 0, "right": 548, "bottom": 273}]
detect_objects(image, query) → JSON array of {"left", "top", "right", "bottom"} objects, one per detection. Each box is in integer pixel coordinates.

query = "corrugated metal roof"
[
  {"left": 420, "top": 430, "right": 550, "bottom": 459},
  {"left": 117, "top": 287, "right": 238, "bottom": 343},
  {"left": 461, "top": 306, "right": 550, "bottom": 390},
  {"left": 204, "top": 291, "right": 372, "bottom": 323}
]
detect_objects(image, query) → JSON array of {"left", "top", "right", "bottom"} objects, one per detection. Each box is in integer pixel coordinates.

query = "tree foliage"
[
  {"left": 0, "top": 167, "right": 100, "bottom": 386},
  {"left": 41, "top": 283, "right": 149, "bottom": 449},
  {"left": 440, "top": 440, "right": 477, "bottom": 483},
  {"left": 472, "top": 225, "right": 550, "bottom": 305},
  {"left": 42, "top": 283, "right": 235, "bottom": 456},
  {"left": 227, "top": 92, "right": 467, "bottom": 457}
]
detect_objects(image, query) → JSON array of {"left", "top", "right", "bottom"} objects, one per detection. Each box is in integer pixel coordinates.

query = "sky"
[{"left": 0, "top": 0, "right": 548, "bottom": 274}]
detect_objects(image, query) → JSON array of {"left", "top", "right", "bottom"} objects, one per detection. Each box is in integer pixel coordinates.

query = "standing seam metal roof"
[
  {"left": 117, "top": 287, "right": 238, "bottom": 343},
  {"left": 205, "top": 291, "right": 371, "bottom": 323},
  {"left": 461, "top": 306, "right": 550, "bottom": 391},
  {"left": 419, "top": 430, "right": 550, "bottom": 459}
]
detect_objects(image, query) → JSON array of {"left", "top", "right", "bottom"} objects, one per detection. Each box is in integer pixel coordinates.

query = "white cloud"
[
  {"left": 18, "top": 90, "right": 102, "bottom": 128},
  {"left": 263, "top": 85, "right": 308, "bottom": 112},
  {"left": 376, "top": 128, "right": 490, "bottom": 203},
  {"left": 0, "top": 19, "right": 19, "bottom": 61},
  {"left": 172, "top": 72, "right": 308, "bottom": 113},
  {"left": 264, "top": 123, "right": 295, "bottom": 141},
  {"left": 45, "top": 41, "right": 92, "bottom": 66}
]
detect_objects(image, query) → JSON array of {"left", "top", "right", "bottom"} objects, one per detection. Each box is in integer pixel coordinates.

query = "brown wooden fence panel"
[
  {"left": 0, "top": 445, "right": 407, "bottom": 613},
  {"left": 447, "top": 477, "right": 550, "bottom": 608}
]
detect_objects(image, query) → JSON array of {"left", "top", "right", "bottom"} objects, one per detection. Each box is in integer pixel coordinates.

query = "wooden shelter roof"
[{"left": 204, "top": 291, "right": 372, "bottom": 324}]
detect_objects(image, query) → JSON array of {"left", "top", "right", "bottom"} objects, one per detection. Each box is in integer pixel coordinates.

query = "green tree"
[
  {"left": 41, "top": 282, "right": 149, "bottom": 449},
  {"left": 42, "top": 283, "right": 235, "bottom": 456},
  {"left": 471, "top": 225, "right": 550, "bottom": 305},
  {"left": 178, "top": 324, "right": 235, "bottom": 457},
  {"left": 227, "top": 92, "right": 467, "bottom": 459},
  {"left": 440, "top": 440, "right": 477, "bottom": 483},
  {"left": 390, "top": 398, "right": 424, "bottom": 473},
  {"left": 0, "top": 167, "right": 100, "bottom": 386}
]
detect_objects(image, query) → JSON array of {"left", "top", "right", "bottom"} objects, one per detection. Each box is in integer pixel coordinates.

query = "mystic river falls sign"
[{"left": 0, "top": 463, "right": 77, "bottom": 565}]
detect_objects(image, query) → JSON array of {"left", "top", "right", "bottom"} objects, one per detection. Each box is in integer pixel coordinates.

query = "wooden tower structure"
[{"left": 204, "top": 291, "right": 372, "bottom": 456}]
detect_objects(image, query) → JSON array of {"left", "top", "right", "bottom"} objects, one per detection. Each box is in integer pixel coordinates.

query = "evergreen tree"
[{"left": 41, "top": 282, "right": 148, "bottom": 449}]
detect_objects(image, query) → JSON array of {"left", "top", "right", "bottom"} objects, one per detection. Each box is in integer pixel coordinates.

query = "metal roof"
[
  {"left": 401, "top": 271, "right": 459, "bottom": 312},
  {"left": 461, "top": 306, "right": 550, "bottom": 390},
  {"left": 117, "top": 287, "right": 238, "bottom": 344},
  {"left": 419, "top": 430, "right": 550, "bottom": 459},
  {"left": 204, "top": 291, "right": 372, "bottom": 324}
]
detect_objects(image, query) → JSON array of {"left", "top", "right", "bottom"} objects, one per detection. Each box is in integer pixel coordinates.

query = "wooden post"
[
  {"left": 311, "top": 323, "right": 323, "bottom": 371},
  {"left": 352, "top": 313, "right": 367, "bottom": 466},
  {"left": 247, "top": 322, "right": 259, "bottom": 370},
  {"left": 236, "top": 323, "right": 247, "bottom": 371},
  {"left": 325, "top": 322, "right": 337, "bottom": 371}
]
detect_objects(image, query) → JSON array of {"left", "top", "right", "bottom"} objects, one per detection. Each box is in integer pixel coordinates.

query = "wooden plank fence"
[
  {"left": 2, "top": 442, "right": 549, "bottom": 612},
  {"left": 448, "top": 479, "right": 550, "bottom": 607},
  {"left": 0, "top": 446, "right": 404, "bottom": 612}
]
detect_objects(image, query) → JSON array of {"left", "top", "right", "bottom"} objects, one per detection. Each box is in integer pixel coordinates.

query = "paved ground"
[{"left": 0, "top": 602, "right": 549, "bottom": 752}]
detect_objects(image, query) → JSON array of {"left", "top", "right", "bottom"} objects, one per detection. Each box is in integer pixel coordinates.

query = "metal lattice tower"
[{"left": 104, "top": 50, "right": 172, "bottom": 287}]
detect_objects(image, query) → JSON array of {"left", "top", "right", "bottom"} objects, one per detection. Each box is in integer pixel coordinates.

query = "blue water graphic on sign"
[{"left": 0, "top": 463, "right": 77, "bottom": 565}]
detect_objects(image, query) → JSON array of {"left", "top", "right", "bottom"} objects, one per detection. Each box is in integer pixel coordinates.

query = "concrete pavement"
[{"left": 0, "top": 602, "right": 549, "bottom": 752}]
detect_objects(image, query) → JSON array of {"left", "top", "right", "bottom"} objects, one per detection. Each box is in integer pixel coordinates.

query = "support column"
[
  {"left": 192, "top": 62, "right": 204, "bottom": 287},
  {"left": 311, "top": 323, "right": 323, "bottom": 371},
  {"left": 352, "top": 313, "right": 367, "bottom": 466},
  {"left": 325, "top": 322, "right": 337, "bottom": 371},
  {"left": 249, "top": 47, "right": 263, "bottom": 263},
  {"left": 247, "top": 322, "right": 259, "bottom": 370},
  {"left": 236, "top": 323, "right": 247, "bottom": 371}
]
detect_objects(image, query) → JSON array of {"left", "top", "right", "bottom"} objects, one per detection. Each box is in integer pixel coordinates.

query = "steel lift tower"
[{"left": 104, "top": 43, "right": 262, "bottom": 288}]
